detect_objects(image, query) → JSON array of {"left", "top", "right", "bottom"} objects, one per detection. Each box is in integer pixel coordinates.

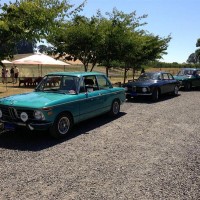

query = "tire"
[
  {"left": 152, "top": 88, "right": 159, "bottom": 101},
  {"left": 184, "top": 82, "right": 191, "bottom": 91},
  {"left": 173, "top": 85, "right": 179, "bottom": 96},
  {"left": 50, "top": 113, "right": 73, "bottom": 139},
  {"left": 109, "top": 99, "right": 120, "bottom": 116}
]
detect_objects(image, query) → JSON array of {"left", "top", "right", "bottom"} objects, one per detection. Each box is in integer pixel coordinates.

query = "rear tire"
[
  {"left": 173, "top": 85, "right": 179, "bottom": 96},
  {"left": 50, "top": 113, "right": 73, "bottom": 139},
  {"left": 109, "top": 100, "right": 120, "bottom": 116}
]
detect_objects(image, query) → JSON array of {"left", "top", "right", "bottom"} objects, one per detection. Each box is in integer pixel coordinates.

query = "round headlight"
[
  {"left": 34, "top": 110, "right": 45, "bottom": 120},
  {"left": 20, "top": 112, "right": 28, "bottom": 122},
  {"left": 142, "top": 87, "right": 147, "bottom": 92},
  {"left": 0, "top": 109, "right": 2, "bottom": 118}
]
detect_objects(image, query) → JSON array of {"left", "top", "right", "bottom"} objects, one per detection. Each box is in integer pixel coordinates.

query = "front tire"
[
  {"left": 152, "top": 88, "right": 159, "bottom": 101},
  {"left": 50, "top": 113, "right": 73, "bottom": 139},
  {"left": 109, "top": 100, "right": 120, "bottom": 116}
]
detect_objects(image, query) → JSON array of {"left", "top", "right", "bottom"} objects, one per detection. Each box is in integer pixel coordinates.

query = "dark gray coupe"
[{"left": 123, "top": 72, "right": 180, "bottom": 101}]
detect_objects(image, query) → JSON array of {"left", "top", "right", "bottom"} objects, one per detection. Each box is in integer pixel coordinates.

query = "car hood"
[
  {"left": 126, "top": 80, "right": 158, "bottom": 87},
  {"left": 0, "top": 91, "right": 77, "bottom": 108}
]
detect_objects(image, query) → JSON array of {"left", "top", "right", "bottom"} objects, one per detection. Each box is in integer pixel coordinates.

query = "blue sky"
[
  {"left": 1, "top": 0, "right": 199, "bottom": 63},
  {"left": 72, "top": 0, "right": 200, "bottom": 63}
]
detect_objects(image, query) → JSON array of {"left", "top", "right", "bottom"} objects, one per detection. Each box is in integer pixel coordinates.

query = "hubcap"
[
  {"left": 58, "top": 117, "right": 70, "bottom": 135},
  {"left": 174, "top": 86, "right": 178, "bottom": 94},
  {"left": 113, "top": 101, "right": 119, "bottom": 115}
]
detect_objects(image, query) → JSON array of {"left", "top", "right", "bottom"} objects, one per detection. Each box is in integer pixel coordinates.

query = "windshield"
[
  {"left": 138, "top": 73, "right": 159, "bottom": 81},
  {"left": 36, "top": 75, "right": 79, "bottom": 94},
  {"left": 177, "top": 69, "right": 195, "bottom": 76}
]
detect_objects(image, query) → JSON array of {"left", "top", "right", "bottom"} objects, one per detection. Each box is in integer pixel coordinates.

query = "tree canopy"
[
  {"left": 0, "top": 0, "right": 171, "bottom": 81},
  {"left": 0, "top": 0, "right": 85, "bottom": 63},
  {"left": 48, "top": 8, "right": 171, "bottom": 77}
]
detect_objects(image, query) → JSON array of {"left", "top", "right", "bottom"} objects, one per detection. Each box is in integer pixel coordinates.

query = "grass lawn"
[{"left": 0, "top": 82, "right": 34, "bottom": 98}]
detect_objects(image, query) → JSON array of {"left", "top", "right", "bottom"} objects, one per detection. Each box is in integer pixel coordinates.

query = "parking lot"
[{"left": 0, "top": 90, "right": 199, "bottom": 200}]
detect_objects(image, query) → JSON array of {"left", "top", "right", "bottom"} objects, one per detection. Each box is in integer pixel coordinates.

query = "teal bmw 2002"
[{"left": 0, "top": 72, "right": 126, "bottom": 138}]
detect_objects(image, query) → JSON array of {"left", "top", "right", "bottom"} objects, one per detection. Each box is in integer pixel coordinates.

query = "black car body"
[
  {"left": 173, "top": 68, "right": 200, "bottom": 90},
  {"left": 123, "top": 72, "right": 180, "bottom": 101}
]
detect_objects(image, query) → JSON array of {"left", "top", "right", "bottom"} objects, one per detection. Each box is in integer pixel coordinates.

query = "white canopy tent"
[
  {"left": 2, "top": 60, "right": 12, "bottom": 64},
  {"left": 12, "top": 54, "right": 70, "bottom": 76}
]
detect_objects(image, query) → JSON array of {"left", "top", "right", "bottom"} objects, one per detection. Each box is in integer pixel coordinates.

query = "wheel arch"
[{"left": 55, "top": 110, "right": 74, "bottom": 125}]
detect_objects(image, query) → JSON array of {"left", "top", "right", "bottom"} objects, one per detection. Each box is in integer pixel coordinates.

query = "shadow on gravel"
[
  {"left": 0, "top": 112, "right": 126, "bottom": 151},
  {"left": 126, "top": 94, "right": 181, "bottom": 104}
]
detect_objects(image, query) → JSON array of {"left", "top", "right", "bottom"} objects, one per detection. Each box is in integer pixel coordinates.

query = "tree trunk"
[
  {"left": 106, "top": 67, "right": 109, "bottom": 77},
  {"left": 132, "top": 67, "right": 135, "bottom": 80},
  {"left": 123, "top": 67, "right": 127, "bottom": 84}
]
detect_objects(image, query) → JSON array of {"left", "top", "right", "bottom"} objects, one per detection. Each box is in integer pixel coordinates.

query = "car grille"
[
  {"left": 127, "top": 86, "right": 136, "bottom": 92},
  {"left": 127, "top": 86, "right": 144, "bottom": 93},
  {"left": 0, "top": 105, "right": 34, "bottom": 122}
]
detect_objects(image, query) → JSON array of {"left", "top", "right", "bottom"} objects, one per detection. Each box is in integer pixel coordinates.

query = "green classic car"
[
  {"left": 0, "top": 72, "right": 125, "bottom": 138},
  {"left": 173, "top": 68, "right": 200, "bottom": 90}
]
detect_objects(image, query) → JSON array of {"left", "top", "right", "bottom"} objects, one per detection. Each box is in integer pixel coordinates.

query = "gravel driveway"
[{"left": 0, "top": 91, "right": 199, "bottom": 200}]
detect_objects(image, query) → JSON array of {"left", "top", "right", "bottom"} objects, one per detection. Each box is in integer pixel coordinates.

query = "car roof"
[
  {"left": 46, "top": 71, "right": 105, "bottom": 77},
  {"left": 144, "top": 71, "right": 171, "bottom": 74}
]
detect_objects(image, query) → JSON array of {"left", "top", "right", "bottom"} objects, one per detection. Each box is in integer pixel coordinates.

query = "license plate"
[{"left": 4, "top": 123, "right": 15, "bottom": 131}]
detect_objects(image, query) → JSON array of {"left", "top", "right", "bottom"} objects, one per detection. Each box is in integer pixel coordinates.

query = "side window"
[
  {"left": 96, "top": 75, "right": 112, "bottom": 89},
  {"left": 163, "top": 73, "right": 169, "bottom": 80},
  {"left": 80, "top": 76, "right": 98, "bottom": 93},
  {"left": 196, "top": 70, "right": 200, "bottom": 76}
]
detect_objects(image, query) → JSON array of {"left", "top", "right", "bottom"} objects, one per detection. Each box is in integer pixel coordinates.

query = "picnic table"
[{"left": 19, "top": 77, "right": 43, "bottom": 87}]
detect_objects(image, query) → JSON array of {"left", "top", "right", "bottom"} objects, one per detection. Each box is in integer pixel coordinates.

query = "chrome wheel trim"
[
  {"left": 57, "top": 116, "right": 70, "bottom": 135},
  {"left": 113, "top": 101, "right": 120, "bottom": 115},
  {"left": 174, "top": 86, "right": 179, "bottom": 95}
]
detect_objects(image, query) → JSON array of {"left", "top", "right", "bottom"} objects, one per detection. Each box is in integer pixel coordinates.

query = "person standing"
[
  {"left": 14, "top": 66, "right": 19, "bottom": 83},
  {"left": 2, "top": 66, "right": 6, "bottom": 84},
  {"left": 10, "top": 66, "right": 15, "bottom": 83}
]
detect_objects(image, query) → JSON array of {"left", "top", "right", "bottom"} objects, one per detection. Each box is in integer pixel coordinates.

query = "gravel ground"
[{"left": 0, "top": 90, "right": 199, "bottom": 200}]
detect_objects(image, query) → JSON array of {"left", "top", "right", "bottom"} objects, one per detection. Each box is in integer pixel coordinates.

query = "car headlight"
[
  {"left": 124, "top": 87, "right": 128, "bottom": 91},
  {"left": 142, "top": 87, "right": 148, "bottom": 92},
  {"left": 0, "top": 109, "right": 2, "bottom": 118},
  {"left": 34, "top": 110, "right": 45, "bottom": 120}
]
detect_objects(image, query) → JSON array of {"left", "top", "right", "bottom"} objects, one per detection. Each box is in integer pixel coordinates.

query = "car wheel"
[
  {"left": 152, "top": 88, "right": 159, "bottom": 101},
  {"left": 173, "top": 85, "right": 179, "bottom": 96},
  {"left": 109, "top": 99, "right": 120, "bottom": 116},
  {"left": 50, "top": 113, "right": 73, "bottom": 139},
  {"left": 184, "top": 82, "right": 191, "bottom": 91}
]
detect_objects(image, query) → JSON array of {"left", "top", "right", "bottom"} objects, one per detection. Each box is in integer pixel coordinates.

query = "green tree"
[
  {"left": 187, "top": 53, "right": 196, "bottom": 64},
  {"left": 187, "top": 38, "right": 200, "bottom": 64},
  {"left": 48, "top": 14, "right": 102, "bottom": 72},
  {"left": 48, "top": 8, "right": 170, "bottom": 78},
  {"left": 0, "top": 0, "right": 85, "bottom": 64}
]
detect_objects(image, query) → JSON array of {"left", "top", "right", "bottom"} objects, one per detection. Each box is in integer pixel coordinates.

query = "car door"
[
  {"left": 78, "top": 75, "right": 104, "bottom": 121},
  {"left": 95, "top": 75, "right": 114, "bottom": 113},
  {"left": 192, "top": 70, "right": 200, "bottom": 87},
  {"left": 167, "top": 73, "right": 177, "bottom": 92},
  {"left": 160, "top": 73, "right": 171, "bottom": 93}
]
